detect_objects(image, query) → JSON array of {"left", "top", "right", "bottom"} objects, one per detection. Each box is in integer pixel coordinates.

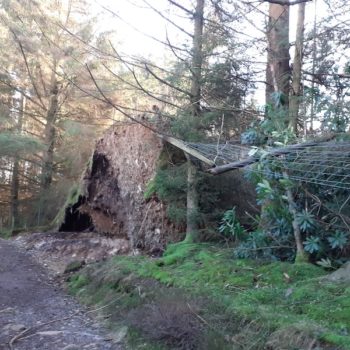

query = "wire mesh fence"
[{"left": 184, "top": 140, "right": 350, "bottom": 190}]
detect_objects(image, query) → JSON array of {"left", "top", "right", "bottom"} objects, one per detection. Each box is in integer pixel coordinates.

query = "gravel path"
[{"left": 0, "top": 238, "right": 123, "bottom": 350}]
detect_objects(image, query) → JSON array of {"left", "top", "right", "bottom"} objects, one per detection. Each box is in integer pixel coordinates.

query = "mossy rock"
[{"left": 325, "top": 262, "right": 350, "bottom": 283}]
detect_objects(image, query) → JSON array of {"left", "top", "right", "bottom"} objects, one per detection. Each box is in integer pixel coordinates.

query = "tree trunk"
[
  {"left": 289, "top": 2, "right": 306, "bottom": 134},
  {"left": 38, "top": 71, "right": 58, "bottom": 225},
  {"left": 265, "top": 3, "right": 290, "bottom": 108},
  {"left": 10, "top": 94, "right": 25, "bottom": 229},
  {"left": 10, "top": 158, "right": 20, "bottom": 229},
  {"left": 186, "top": 0, "right": 205, "bottom": 240},
  {"left": 186, "top": 155, "right": 199, "bottom": 242},
  {"left": 283, "top": 172, "right": 308, "bottom": 262},
  {"left": 263, "top": 4, "right": 290, "bottom": 234},
  {"left": 190, "top": 0, "right": 204, "bottom": 117},
  {"left": 40, "top": 71, "right": 58, "bottom": 191},
  {"left": 310, "top": 0, "right": 317, "bottom": 132}
]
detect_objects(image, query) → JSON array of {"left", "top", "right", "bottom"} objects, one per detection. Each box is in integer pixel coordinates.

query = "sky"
[
  {"left": 90, "top": 0, "right": 333, "bottom": 105},
  {"left": 92, "top": 0, "right": 329, "bottom": 56},
  {"left": 92, "top": 0, "right": 188, "bottom": 59}
]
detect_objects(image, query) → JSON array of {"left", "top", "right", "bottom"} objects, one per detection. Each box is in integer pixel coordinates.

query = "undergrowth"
[{"left": 68, "top": 242, "right": 350, "bottom": 349}]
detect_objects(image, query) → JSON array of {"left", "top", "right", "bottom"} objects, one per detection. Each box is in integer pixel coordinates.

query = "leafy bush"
[
  {"left": 303, "top": 236, "right": 321, "bottom": 254},
  {"left": 240, "top": 124, "right": 350, "bottom": 264},
  {"left": 234, "top": 230, "right": 273, "bottom": 260},
  {"left": 219, "top": 207, "right": 246, "bottom": 242},
  {"left": 296, "top": 210, "right": 316, "bottom": 233},
  {"left": 327, "top": 231, "right": 349, "bottom": 250}
]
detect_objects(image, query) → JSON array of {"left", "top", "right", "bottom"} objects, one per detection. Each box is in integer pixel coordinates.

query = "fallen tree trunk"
[{"left": 208, "top": 135, "right": 335, "bottom": 175}]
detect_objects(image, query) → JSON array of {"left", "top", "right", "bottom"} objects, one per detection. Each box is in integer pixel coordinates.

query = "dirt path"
[{"left": 0, "top": 238, "right": 123, "bottom": 350}]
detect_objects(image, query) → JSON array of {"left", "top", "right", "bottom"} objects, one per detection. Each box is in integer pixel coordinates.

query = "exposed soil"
[
  {"left": 0, "top": 238, "right": 124, "bottom": 350},
  {"left": 60, "top": 123, "right": 182, "bottom": 253}
]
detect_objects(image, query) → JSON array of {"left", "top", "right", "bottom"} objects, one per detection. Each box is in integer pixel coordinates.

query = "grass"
[{"left": 68, "top": 242, "right": 350, "bottom": 349}]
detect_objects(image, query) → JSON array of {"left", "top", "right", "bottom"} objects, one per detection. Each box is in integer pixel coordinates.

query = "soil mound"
[
  {"left": 59, "top": 123, "right": 257, "bottom": 253},
  {"left": 60, "top": 123, "right": 180, "bottom": 253}
]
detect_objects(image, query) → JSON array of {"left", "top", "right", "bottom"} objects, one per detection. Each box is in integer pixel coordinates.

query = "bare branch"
[
  {"left": 96, "top": 2, "right": 190, "bottom": 53},
  {"left": 85, "top": 64, "right": 161, "bottom": 134},
  {"left": 9, "top": 29, "right": 47, "bottom": 110},
  {"left": 60, "top": 68, "right": 160, "bottom": 116},
  {"left": 142, "top": 0, "right": 193, "bottom": 38},
  {"left": 107, "top": 40, "right": 188, "bottom": 80},
  {"left": 303, "top": 70, "right": 350, "bottom": 79},
  {"left": 168, "top": 0, "right": 194, "bottom": 16},
  {"left": 145, "top": 64, "right": 191, "bottom": 97},
  {"left": 0, "top": 75, "right": 46, "bottom": 111},
  {"left": 102, "top": 63, "right": 185, "bottom": 110},
  {"left": 165, "top": 30, "right": 194, "bottom": 76},
  {"left": 130, "top": 67, "right": 183, "bottom": 109}
]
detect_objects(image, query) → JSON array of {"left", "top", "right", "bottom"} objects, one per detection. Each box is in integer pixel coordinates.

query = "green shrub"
[{"left": 219, "top": 207, "right": 246, "bottom": 242}]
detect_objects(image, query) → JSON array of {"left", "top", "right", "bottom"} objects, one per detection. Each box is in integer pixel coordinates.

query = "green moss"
[
  {"left": 160, "top": 242, "right": 201, "bottom": 265},
  {"left": 68, "top": 274, "right": 89, "bottom": 294},
  {"left": 144, "top": 178, "right": 156, "bottom": 199},
  {"left": 295, "top": 251, "right": 309, "bottom": 263},
  {"left": 51, "top": 183, "right": 82, "bottom": 228},
  {"left": 68, "top": 243, "right": 350, "bottom": 349}
]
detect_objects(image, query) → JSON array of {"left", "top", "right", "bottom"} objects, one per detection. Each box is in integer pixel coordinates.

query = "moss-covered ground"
[{"left": 68, "top": 242, "right": 350, "bottom": 349}]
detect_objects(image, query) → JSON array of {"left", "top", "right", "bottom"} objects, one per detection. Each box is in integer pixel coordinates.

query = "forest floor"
[{"left": 0, "top": 238, "right": 124, "bottom": 350}]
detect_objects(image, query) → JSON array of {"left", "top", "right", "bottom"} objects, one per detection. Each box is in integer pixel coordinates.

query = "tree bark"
[
  {"left": 40, "top": 71, "right": 58, "bottom": 191},
  {"left": 190, "top": 0, "right": 204, "bottom": 117},
  {"left": 186, "top": 155, "right": 199, "bottom": 242},
  {"left": 289, "top": 2, "right": 306, "bottom": 133},
  {"left": 10, "top": 94, "right": 25, "bottom": 229},
  {"left": 283, "top": 172, "right": 308, "bottom": 262},
  {"left": 265, "top": 3, "right": 290, "bottom": 107},
  {"left": 310, "top": 0, "right": 317, "bottom": 131},
  {"left": 185, "top": 0, "right": 205, "bottom": 240}
]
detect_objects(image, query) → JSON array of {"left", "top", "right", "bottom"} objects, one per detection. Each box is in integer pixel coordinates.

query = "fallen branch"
[
  {"left": 0, "top": 308, "right": 14, "bottom": 314},
  {"left": 159, "top": 135, "right": 215, "bottom": 166},
  {"left": 8, "top": 311, "right": 81, "bottom": 350},
  {"left": 8, "top": 297, "right": 123, "bottom": 349}
]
